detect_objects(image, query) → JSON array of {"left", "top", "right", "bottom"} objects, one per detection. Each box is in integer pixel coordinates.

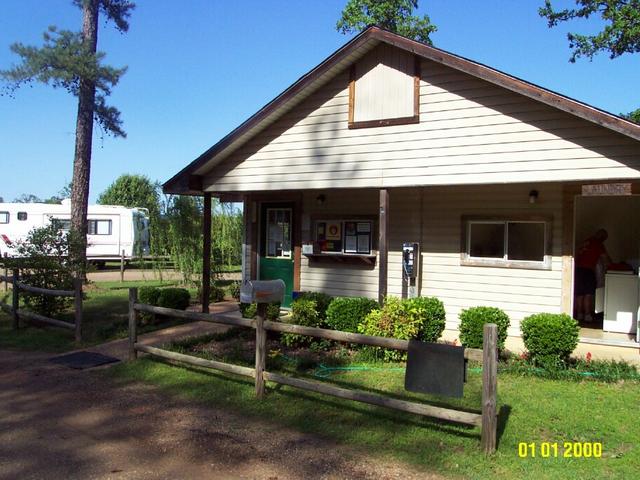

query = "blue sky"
[{"left": 0, "top": 0, "right": 638, "bottom": 203}]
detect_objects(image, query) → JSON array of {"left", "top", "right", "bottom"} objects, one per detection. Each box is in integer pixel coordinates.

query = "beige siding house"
[{"left": 165, "top": 27, "right": 640, "bottom": 345}]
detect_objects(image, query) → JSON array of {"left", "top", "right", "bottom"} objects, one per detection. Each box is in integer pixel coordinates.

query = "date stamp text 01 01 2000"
[{"left": 518, "top": 442, "right": 603, "bottom": 458}]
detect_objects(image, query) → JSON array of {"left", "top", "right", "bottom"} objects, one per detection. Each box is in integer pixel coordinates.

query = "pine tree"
[{"left": 1, "top": 0, "right": 135, "bottom": 276}]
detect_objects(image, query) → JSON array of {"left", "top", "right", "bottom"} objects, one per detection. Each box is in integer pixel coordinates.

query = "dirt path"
[{"left": 0, "top": 349, "right": 443, "bottom": 480}]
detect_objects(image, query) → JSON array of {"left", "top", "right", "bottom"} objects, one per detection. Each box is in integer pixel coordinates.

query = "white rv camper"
[{"left": 0, "top": 200, "right": 150, "bottom": 264}]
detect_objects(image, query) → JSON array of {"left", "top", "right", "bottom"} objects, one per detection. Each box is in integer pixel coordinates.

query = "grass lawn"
[
  {"left": 109, "top": 341, "right": 640, "bottom": 480},
  {"left": 0, "top": 279, "right": 196, "bottom": 352}
]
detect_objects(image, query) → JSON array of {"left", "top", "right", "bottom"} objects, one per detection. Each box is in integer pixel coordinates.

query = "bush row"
[
  {"left": 457, "top": 307, "right": 580, "bottom": 365},
  {"left": 281, "top": 293, "right": 447, "bottom": 359},
  {"left": 234, "top": 285, "right": 580, "bottom": 365}
]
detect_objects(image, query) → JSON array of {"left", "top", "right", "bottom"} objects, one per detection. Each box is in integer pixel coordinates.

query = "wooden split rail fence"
[
  {"left": 0, "top": 268, "right": 83, "bottom": 341},
  {"left": 128, "top": 287, "right": 499, "bottom": 454}
]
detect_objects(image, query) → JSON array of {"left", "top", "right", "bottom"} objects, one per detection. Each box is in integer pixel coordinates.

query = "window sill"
[
  {"left": 304, "top": 253, "right": 377, "bottom": 266},
  {"left": 348, "top": 115, "right": 419, "bottom": 129},
  {"left": 460, "top": 257, "right": 552, "bottom": 271}
]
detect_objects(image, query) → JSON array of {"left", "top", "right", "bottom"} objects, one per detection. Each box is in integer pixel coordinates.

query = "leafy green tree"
[
  {"left": 539, "top": 1, "right": 639, "bottom": 120},
  {"left": 539, "top": 1, "right": 640, "bottom": 62},
  {"left": 13, "top": 194, "right": 42, "bottom": 203},
  {"left": 166, "top": 195, "right": 203, "bottom": 284},
  {"left": 211, "top": 200, "right": 243, "bottom": 270},
  {"left": 97, "top": 174, "right": 165, "bottom": 255},
  {"left": 1, "top": 0, "right": 135, "bottom": 277},
  {"left": 337, "top": 0, "right": 437, "bottom": 44},
  {"left": 623, "top": 107, "right": 640, "bottom": 123},
  {"left": 98, "top": 174, "right": 160, "bottom": 215}
]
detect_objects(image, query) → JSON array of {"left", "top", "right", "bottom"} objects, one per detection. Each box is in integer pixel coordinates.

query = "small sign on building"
[{"left": 582, "top": 183, "right": 632, "bottom": 196}]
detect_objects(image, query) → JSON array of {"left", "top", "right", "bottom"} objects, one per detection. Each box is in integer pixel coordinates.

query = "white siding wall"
[
  {"left": 412, "top": 184, "right": 562, "bottom": 335},
  {"left": 297, "top": 185, "right": 562, "bottom": 336},
  {"left": 204, "top": 48, "right": 640, "bottom": 192},
  {"left": 299, "top": 189, "right": 379, "bottom": 298}
]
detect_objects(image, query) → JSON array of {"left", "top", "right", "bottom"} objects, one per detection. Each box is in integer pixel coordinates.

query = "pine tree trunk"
[{"left": 70, "top": 0, "right": 99, "bottom": 278}]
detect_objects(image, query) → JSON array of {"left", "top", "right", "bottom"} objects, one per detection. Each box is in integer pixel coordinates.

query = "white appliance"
[{"left": 603, "top": 271, "right": 639, "bottom": 335}]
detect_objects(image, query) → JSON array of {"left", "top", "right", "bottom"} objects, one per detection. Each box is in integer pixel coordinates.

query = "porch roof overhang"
[{"left": 163, "top": 26, "right": 640, "bottom": 196}]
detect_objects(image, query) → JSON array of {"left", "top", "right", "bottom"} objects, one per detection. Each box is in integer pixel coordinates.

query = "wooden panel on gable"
[{"left": 352, "top": 44, "right": 418, "bottom": 125}]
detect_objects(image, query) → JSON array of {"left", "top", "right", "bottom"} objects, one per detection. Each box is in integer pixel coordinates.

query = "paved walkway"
[{"left": 85, "top": 301, "right": 240, "bottom": 361}]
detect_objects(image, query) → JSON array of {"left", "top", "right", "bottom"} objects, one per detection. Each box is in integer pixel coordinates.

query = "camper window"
[
  {"left": 17, "top": 212, "right": 27, "bottom": 221},
  {"left": 461, "top": 216, "right": 552, "bottom": 270},
  {"left": 88, "top": 219, "right": 112, "bottom": 235},
  {"left": 52, "top": 219, "right": 71, "bottom": 231},
  {"left": 0, "top": 212, "right": 8, "bottom": 224}
]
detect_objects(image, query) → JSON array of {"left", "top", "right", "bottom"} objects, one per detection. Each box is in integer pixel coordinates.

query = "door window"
[{"left": 265, "top": 208, "right": 292, "bottom": 259}]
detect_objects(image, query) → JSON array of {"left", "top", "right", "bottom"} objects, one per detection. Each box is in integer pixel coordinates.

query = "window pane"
[
  {"left": 96, "top": 220, "right": 111, "bottom": 235},
  {"left": 266, "top": 208, "right": 291, "bottom": 258},
  {"left": 508, "top": 222, "right": 545, "bottom": 261},
  {"left": 88, "top": 220, "right": 96, "bottom": 235},
  {"left": 0, "top": 212, "right": 8, "bottom": 224},
  {"left": 469, "top": 223, "right": 505, "bottom": 258},
  {"left": 17, "top": 212, "right": 27, "bottom": 221}
]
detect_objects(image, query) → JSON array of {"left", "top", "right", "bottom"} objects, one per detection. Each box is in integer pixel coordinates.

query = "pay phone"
[{"left": 402, "top": 242, "right": 420, "bottom": 298}]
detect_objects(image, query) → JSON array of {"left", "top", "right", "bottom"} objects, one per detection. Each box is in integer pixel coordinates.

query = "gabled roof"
[{"left": 164, "top": 26, "right": 640, "bottom": 194}]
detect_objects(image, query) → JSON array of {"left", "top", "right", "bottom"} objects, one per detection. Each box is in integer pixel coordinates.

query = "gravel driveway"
[{"left": 0, "top": 349, "right": 442, "bottom": 480}]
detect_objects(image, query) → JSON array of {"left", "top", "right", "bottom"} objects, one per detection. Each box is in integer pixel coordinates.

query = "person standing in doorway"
[{"left": 575, "top": 229, "right": 611, "bottom": 323}]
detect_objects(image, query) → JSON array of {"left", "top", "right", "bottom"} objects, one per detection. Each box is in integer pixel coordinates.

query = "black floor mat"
[{"left": 50, "top": 351, "right": 119, "bottom": 369}]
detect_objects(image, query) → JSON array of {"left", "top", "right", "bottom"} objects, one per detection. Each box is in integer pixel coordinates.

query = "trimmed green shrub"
[
  {"left": 459, "top": 306, "right": 510, "bottom": 351},
  {"left": 358, "top": 298, "right": 409, "bottom": 361},
  {"left": 13, "top": 222, "right": 76, "bottom": 317},
  {"left": 296, "top": 292, "right": 333, "bottom": 321},
  {"left": 282, "top": 298, "right": 324, "bottom": 347},
  {"left": 326, "top": 297, "right": 379, "bottom": 333},
  {"left": 210, "top": 285, "right": 226, "bottom": 303},
  {"left": 357, "top": 296, "right": 447, "bottom": 361},
  {"left": 157, "top": 288, "right": 191, "bottom": 310},
  {"left": 228, "top": 281, "right": 241, "bottom": 301},
  {"left": 138, "top": 286, "right": 161, "bottom": 306},
  {"left": 240, "top": 302, "right": 281, "bottom": 321},
  {"left": 404, "top": 296, "right": 446, "bottom": 342},
  {"left": 267, "top": 303, "right": 281, "bottom": 321},
  {"left": 521, "top": 313, "right": 579, "bottom": 364},
  {"left": 240, "top": 302, "right": 257, "bottom": 319}
]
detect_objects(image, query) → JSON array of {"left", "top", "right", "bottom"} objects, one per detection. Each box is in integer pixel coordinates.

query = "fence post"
[
  {"left": 120, "top": 249, "right": 125, "bottom": 283},
  {"left": 73, "top": 278, "right": 83, "bottom": 342},
  {"left": 255, "top": 302, "right": 267, "bottom": 398},
  {"left": 11, "top": 268, "right": 19, "bottom": 330},
  {"left": 481, "top": 323, "right": 498, "bottom": 455},
  {"left": 129, "top": 287, "right": 138, "bottom": 361},
  {"left": 3, "top": 253, "right": 7, "bottom": 292}
]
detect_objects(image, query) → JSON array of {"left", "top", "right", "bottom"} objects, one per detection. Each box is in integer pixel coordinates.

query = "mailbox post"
[{"left": 240, "top": 279, "right": 285, "bottom": 399}]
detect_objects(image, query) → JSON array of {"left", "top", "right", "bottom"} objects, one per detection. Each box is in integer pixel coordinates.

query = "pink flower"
[{"left": 586, "top": 352, "right": 592, "bottom": 364}]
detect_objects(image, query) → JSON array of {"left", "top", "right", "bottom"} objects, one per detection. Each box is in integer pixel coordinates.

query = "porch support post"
[
  {"left": 202, "top": 192, "right": 212, "bottom": 314},
  {"left": 561, "top": 184, "right": 579, "bottom": 315},
  {"left": 378, "top": 189, "right": 389, "bottom": 305}
]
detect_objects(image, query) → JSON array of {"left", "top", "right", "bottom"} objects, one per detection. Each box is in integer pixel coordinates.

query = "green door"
[{"left": 259, "top": 206, "right": 294, "bottom": 307}]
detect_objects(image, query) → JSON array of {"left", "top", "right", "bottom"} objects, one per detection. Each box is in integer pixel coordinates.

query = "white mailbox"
[{"left": 240, "top": 279, "right": 286, "bottom": 304}]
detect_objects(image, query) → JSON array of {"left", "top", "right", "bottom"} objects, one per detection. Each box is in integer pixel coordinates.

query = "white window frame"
[
  {"left": 265, "top": 208, "right": 292, "bottom": 259},
  {"left": 314, "top": 219, "right": 373, "bottom": 255},
  {"left": 461, "top": 216, "right": 552, "bottom": 270},
  {"left": 88, "top": 219, "right": 112, "bottom": 236},
  {"left": 0, "top": 212, "right": 8, "bottom": 224}
]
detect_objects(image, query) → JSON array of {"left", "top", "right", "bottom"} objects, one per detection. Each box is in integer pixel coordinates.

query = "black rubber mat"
[{"left": 50, "top": 351, "right": 119, "bottom": 369}]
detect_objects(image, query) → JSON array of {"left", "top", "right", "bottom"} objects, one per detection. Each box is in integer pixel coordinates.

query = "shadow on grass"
[
  {"left": 138, "top": 357, "right": 482, "bottom": 444},
  {"left": 496, "top": 404, "right": 512, "bottom": 450}
]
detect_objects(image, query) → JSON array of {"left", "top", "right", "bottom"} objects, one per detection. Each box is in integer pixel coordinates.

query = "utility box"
[{"left": 240, "top": 279, "right": 285, "bottom": 304}]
